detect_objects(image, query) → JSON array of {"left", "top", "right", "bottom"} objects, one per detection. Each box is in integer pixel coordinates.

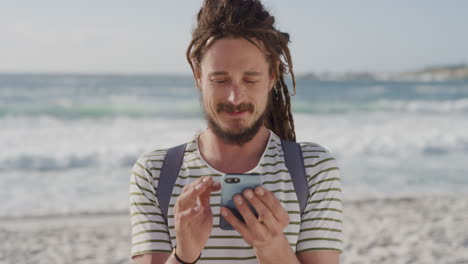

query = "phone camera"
[{"left": 225, "top": 177, "right": 240, "bottom": 183}]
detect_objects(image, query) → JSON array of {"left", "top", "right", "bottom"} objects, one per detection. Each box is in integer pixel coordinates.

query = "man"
[{"left": 130, "top": 0, "right": 343, "bottom": 263}]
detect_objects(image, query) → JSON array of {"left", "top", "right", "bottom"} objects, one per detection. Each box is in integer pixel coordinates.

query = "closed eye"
[{"left": 211, "top": 79, "right": 228, "bottom": 84}]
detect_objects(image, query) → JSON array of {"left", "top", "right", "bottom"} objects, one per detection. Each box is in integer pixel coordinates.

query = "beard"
[{"left": 203, "top": 100, "right": 269, "bottom": 146}]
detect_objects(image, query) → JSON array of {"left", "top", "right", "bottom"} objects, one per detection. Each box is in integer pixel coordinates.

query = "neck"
[{"left": 198, "top": 126, "right": 271, "bottom": 174}]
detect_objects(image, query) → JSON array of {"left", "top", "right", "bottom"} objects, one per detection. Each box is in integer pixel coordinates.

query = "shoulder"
[
  {"left": 133, "top": 140, "right": 193, "bottom": 172},
  {"left": 299, "top": 141, "right": 330, "bottom": 154},
  {"left": 298, "top": 141, "right": 337, "bottom": 161},
  {"left": 298, "top": 142, "right": 340, "bottom": 179},
  {"left": 133, "top": 148, "right": 170, "bottom": 171}
]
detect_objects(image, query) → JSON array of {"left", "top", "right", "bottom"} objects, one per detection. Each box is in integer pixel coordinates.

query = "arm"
[
  {"left": 129, "top": 155, "right": 173, "bottom": 262},
  {"left": 132, "top": 251, "right": 204, "bottom": 264},
  {"left": 295, "top": 146, "right": 343, "bottom": 263},
  {"left": 131, "top": 176, "right": 221, "bottom": 264},
  {"left": 297, "top": 250, "right": 340, "bottom": 264},
  {"left": 132, "top": 252, "right": 170, "bottom": 264}
]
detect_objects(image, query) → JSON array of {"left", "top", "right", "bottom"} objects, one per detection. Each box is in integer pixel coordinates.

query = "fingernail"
[
  {"left": 244, "top": 189, "right": 254, "bottom": 199},
  {"left": 203, "top": 177, "right": 210, "bottom": 183},
  {"left": 220, "top": 208, "right": 228, "bottom": 217},
  {"left": 255, "top": 186, "right": 265, "bottom": 196},
  {"left": 194, "top": 205, "right": 202, "bottom": 212},
  {"left": 213, "top": 181, "right": 221, "bottom": 187},
  {"left": 234, "top": 195, "right": 243, "bottom": 205},
  {"left": 195, "top": 184, "right": 203, "bottom": 190}
]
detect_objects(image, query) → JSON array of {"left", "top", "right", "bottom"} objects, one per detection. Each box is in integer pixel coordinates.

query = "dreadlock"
[{"left": 186, "top": 0, "right": 297, "bottom": 141}]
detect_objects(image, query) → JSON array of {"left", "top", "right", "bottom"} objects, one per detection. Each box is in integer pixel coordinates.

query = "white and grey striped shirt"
[{"left": 130, "top": 130, "right": 343, "bottom": 262}]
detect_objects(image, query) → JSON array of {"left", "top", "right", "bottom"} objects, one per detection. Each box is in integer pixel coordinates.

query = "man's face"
[{"left": 196, "top": 37, "right": 275, "bottom": 145}]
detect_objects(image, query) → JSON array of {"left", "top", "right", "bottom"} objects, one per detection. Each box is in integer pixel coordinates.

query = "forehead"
[{"left": 200, "top": 37, "right": 270, "bottom": 74}]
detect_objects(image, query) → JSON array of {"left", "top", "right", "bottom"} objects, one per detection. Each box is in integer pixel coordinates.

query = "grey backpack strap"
[
  {"left": 157, "top": 143, "right": 187, "bottom": 222},
  {"left": 281, "top": 139, "right": 308, "bottom": 214}
]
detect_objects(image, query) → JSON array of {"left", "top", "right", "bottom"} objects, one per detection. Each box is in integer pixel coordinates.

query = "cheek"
[
  {"left": 256, "top": 97, "right": 269, "bottom": 115},
  {"left": 253, "top": 86, "right": 270, "bottom": 108},
  {"left": 202, "top": 90, "right": 219, "bottom": 113},
  {"left": 203, "top": 85, "right": 225, "bottom": 104}
]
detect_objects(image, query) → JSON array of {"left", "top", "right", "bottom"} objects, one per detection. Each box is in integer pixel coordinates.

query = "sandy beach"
[{"left": 1, "top": 196, "right": 467, "bottom": 264}]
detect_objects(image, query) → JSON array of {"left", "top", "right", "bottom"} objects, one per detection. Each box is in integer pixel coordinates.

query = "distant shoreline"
[
  {"left": 301, "top": 63, "right": 468, "bottom": 82},
  {"left": 1, "top": 64, "right": 467, "bottom": 81}
]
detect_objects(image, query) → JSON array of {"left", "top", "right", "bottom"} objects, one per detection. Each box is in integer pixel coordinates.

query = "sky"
[{"left": 1, "top": 0, "right": 467, "bottom": 74}]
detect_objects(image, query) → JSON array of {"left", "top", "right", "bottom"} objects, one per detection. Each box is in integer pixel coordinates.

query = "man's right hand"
[{"left": 173, "top": 176, "right": 221, "bottom": 262}]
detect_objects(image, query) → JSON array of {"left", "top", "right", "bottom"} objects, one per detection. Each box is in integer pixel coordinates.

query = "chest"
[{"left": 166, "top": 161, "right": 302, "bottom": 255}]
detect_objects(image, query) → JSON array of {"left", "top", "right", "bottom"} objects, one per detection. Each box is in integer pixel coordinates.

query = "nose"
[{"left": 227, "top": 81, "right": 245, "bottom": 105}]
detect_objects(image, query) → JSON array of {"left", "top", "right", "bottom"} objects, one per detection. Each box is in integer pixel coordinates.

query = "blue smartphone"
[{"left": 220, "top": 174, "right": 262, "bottom": 230}]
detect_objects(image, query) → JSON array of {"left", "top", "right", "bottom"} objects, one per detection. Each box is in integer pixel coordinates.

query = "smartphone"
[{"left": 220, "top": 174, "right": 262, "bottom": 230}]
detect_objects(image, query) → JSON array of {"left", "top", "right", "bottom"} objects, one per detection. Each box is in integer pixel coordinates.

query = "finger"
[
  {"left": 176, "top": 204, "right": 204, "bottom": 223},
  {"left": 187, "top": 176, "right": 213, "bottom": 196},
  {"left": 233, "top": 194, "right": 265, "bottom": 230},
  {"left": 210, "top": 181, "right": 221, "bottom": 192},
  {"left": 220, "top": 207, "right": 250, "bottom": 236},
  {"left": 204, "top": 180, "right": 221, "bottom": 196},
  {"left": 180, "top": 175, "right": 208, "bottom": 194},
  {"left": 196, "top": 180, "right": 222, "bottom": 211},
  {"left": 198, "top": 178, "right": 215, "bottom": 207},
  {"left": 178, "top": 176, "right": 213, "bottom": 209},
  {"left": 255, "top": 186, "right": 289, "bottom": 225},
  {"left": 243, "top": 189, "right": 277, "bottom": 230}
]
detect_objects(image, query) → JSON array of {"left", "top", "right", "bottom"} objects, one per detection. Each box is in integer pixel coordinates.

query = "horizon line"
[{"left": 0, "top": 62, "right": 466, "bottom": 76}]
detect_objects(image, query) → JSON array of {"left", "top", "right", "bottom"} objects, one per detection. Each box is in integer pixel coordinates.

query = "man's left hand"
[{"left": 220, "top": 186, "right": 298, "bottom": 263}]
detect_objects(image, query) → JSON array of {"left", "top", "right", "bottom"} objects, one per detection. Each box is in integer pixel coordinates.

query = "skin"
[{"left": 132, "top": 38, "right": 340, "bottom": 264}]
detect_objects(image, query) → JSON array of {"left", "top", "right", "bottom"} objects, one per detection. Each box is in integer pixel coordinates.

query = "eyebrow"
[
  {"left": 209, "top": 71, "right": 262, "bottom": 76},
  {"left": 209, "top": 71, "right": 228, "bottom": 76},
  {"left": 245, "top": 71, "right": 262, "bottom": 76}
]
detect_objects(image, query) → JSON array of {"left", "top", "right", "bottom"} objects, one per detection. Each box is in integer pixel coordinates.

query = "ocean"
[{"left": 1, "top": 73, "right": 467, "bottom": 218}]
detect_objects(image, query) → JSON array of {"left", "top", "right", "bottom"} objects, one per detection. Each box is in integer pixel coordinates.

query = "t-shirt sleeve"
[
  {"left": 129, "top": 151, "right": 173, "bottom": 257},
  {"left": 296, "top": 144, "right": 343, "bottom": 253}
]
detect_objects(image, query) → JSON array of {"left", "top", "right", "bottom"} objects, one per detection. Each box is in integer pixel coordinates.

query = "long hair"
[{"left": 187, "top": 0, "right": 297, "bottom": 141}]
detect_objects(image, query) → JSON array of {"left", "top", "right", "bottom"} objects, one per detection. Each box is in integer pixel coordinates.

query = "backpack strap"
[
  {"left": 281, "top": 139, "right": 308, "bottom": 214},
  {"left": 157, "top": 143, "right": 187, "bottom": 222}
]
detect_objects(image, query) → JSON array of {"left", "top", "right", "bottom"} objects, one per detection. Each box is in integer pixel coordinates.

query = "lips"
[{"left": 226, "top": 110, "right": 247, "bottom": 117}]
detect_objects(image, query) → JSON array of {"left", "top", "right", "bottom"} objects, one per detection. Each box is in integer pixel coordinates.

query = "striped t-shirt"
[{"left": 129, "top": 130, "right": 343, "bottom": 262}]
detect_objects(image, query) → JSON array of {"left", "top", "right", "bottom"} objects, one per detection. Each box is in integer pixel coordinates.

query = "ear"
[
  {"left": 268, "top": 62, "right": 279, "bottom": 92},
  {"left": 194, "top": 65, "right": 202, "bottom": 90}
]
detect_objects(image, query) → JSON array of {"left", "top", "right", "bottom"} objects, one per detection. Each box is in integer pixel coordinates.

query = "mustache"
[{"left": 216, "top": 103, "right": 254, "bottom": 113}]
